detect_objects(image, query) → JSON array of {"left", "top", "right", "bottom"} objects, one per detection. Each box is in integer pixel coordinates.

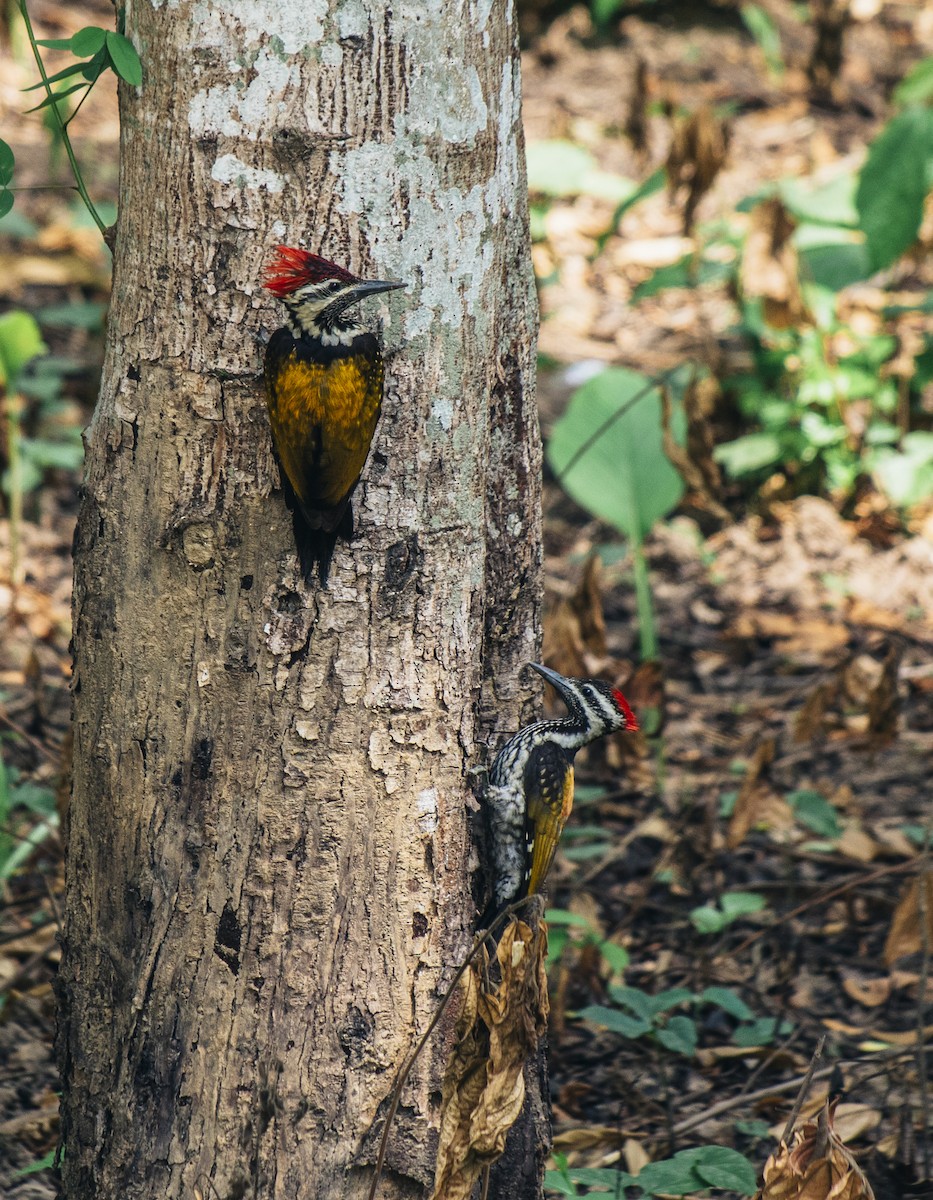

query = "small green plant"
[
  {"left": 545, "top": 908, "right": 630, "bottom": 975},
  {"left": 0, "top": 750, "right": 58, "bottom": 882},
  {"left": 627, "top": 88, "right": 933, "bottom": 513},
  {"left": 546, "top": 1145, "right": 757, "bottom": 1196},
  {"left": 0, "top": 310, "right": 83, "bottom": 581},
  {"left": 576, "top": 982, "right": 792, "bottom": 1057},
  {"left": 0, "top": 6, "right": 142, "bottom": 232},
  {"left": 690, "top": 890, "right": 766, "bottom": 934}
]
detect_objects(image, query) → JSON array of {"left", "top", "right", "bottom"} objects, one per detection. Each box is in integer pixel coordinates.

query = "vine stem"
[{"left": 18, "top": 0, "right": 107, "bottom": 236}]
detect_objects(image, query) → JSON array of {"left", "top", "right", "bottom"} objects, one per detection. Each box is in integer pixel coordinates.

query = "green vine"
[{"left": 0, "top": 4, "right": 143, "bottom": 235}]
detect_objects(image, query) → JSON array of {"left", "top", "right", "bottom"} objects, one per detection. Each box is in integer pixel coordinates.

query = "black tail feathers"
[{"left": 292, "top": 505, "right": 353, "bottom": 587}]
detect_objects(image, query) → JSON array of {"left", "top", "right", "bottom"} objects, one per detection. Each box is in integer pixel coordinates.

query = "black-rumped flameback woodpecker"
[
  {"left": 485, "top": 663, "right": 638, "bottom": 918},
  {"left": 263, "top": 246, "right": 404, "bottom": 585}
]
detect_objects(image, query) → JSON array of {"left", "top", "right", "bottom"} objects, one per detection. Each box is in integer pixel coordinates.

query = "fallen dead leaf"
[
  {"left": 883, "top": 874, "right": 933, "bottom": 967},
  {"left": 841, "top": 973, "right": 892, "bottom": 1008},
  {"left": 740, "top": 198, "right": 810, "bottom": 330},
  {"left": 757, "top": 1101, "right": 875, "bottom": 1199}
]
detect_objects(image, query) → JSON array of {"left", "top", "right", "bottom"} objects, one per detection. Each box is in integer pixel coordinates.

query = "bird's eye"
[{"left": 328, "top": 280, "right": 343, "bottom": 293}]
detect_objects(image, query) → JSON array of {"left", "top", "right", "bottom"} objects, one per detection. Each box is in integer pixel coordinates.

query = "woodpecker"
[
  {"left": 484, "top": 663, "right": 638, "bottom": 918},
  {"left": 263, "top": 246, "right": 404, "bottom": 585}
]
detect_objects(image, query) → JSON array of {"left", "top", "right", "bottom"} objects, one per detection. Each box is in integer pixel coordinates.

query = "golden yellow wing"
[{"left": 524, "top": 743, "right": 575, "bottom": 899}]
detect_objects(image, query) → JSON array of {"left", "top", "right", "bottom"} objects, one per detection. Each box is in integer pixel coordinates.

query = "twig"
[
  {"left": 781, "top": 1035, "right": 826, "bottom": 1144},
  {"left": 671, "top": 1061, "right": 837, "bottom": 1137},
  {"left": 916, "top": 830, "right": 931, "bottom": 1181},
  {"left": 727, "top": 858, "right": 918, "bottom": 959}
]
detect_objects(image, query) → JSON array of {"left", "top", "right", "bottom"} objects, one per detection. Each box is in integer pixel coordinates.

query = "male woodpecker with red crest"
[
  {"left": 484, "top": 663, "right": 638, "bottom": 921},
  {"left": 263, "top": 246, "right": 404, "bottom": 585}
]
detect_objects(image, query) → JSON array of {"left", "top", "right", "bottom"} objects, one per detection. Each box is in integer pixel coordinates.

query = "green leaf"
[
  {"left": 634, "top": 1149, "right": 709, "bottom": 1195},
  {"left": 691, "top": 905, "right": 726, "bottom": 933},
  {"left": 857, "top": 107, "right": 933, "bottom": 271},
  {"left": 657, "top": 1015, "right": 697, "bottom": 1056},
  {"left": 591, "top": 0, "right": 627, "bottom": 25},
  {"left": 22, "top": 59, "right": 95, "bottom": 90},
  {"left": 871, "top": 432, "right": 933, "bottom": 507},
  {"left": 741, "top": 4, "right": 783, "bottom": 74},
  {"left": 70, "top": 26, "right": 107, "bottom": 56},
  {"left": 700, "top": 987, "right": 755, "bottom": 1021},
  {"left": 894, "top": 56, "right": 933, "bottom": 108},
  {"left": 106, "top": 32, "right": 142, "bottom": 86},
  {"left": 12, "top": 1148, "right": 57, "bottom": 1178},
  {"left": 34, "top": 37, "right": 74, "bottom": 49},
  {"left": 632, "top": 252, "right": 734, "bottom": 299},
  {"left": 36, "top": 301, "right": 107, "bottom": 330},
  {"left": 544, "top": 909, "right": 595, "bottom": 929},
  {"left": 576, "top": 1004, "right": 652, "bottom": 1039},
  {"left": 781, "top": 173, "right": 858, "bottom": 227},
  {"left": 597, "top": 940, "right": 630, "bottom": 974},
  {"left": 733, "top": 1016, "right": 792, "bottom": 1046},
  {"left": 787, "top": 789, "right": 842, "bottom": 838},
  {"left": 0, "top": 139, "right": 14, "bottom": 187},
  {"left": 547, "top": 367, "right": 685, "bottom": 542},
  {"left": 714, "top": 431, "right": 784, "bottom": 476},
  {"left": 721, "top": 891, "right": 766, "bottom": 917},
  {"left": 0, "top": 190, "right": 13, "bottom": 220},
  {"left": 21, "top": 436, "right": 84, "bottom": 471},
  {"left": 24, "top": 82, "right": 87, "bottom": 113},
  {"left": 526, "top": 139, "right": 635, "bottom": 202},
  {"left": 0, "top": 311, "right": 48, "bottom": 386},
  {"left": 543, "top": 1170, "right": 579, "bottom": 1196},
  {"left": 694, "top": 1146, "right": 759, "bottom": 1193}
]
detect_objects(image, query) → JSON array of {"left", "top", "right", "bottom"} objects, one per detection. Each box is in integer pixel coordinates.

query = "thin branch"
[{"left": 781, "top": 1034, "right": 826, "bottom": 1144}]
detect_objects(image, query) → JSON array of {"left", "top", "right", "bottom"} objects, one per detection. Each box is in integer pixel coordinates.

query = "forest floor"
[{"left": 1, "top": 2, "right": 932, "bottom": 1198}]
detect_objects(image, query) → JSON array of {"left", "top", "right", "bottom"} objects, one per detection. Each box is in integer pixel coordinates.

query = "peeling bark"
[{"left": 58, "top": 2, "right": 542, "bottom": 1198}]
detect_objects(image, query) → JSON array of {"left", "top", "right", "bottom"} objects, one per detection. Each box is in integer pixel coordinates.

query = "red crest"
[
  {"left": 612, "top": 689, "right": 638, "bottom": 731},
  {"left": 264, "top": 246, "right": 357, "bottom": 297}
]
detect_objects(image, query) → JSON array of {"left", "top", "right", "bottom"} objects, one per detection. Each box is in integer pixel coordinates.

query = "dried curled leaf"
[
  {"left": 429, "top": 918, "right": 549, "bottom": 1200},
  {"left": 757, "top": 1102, "right": 875, "bottom": 1200}
]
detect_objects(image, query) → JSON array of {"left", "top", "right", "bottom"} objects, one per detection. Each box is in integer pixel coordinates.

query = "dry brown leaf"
[
  {"left": 543, "top": 556, "right": 609, "bottom": 680},
  {"left": 666, "top": 106, "right": 730, "bottom": 235},
  {"left": 757, "top": 1102, "right": 875, "bottom": 1200},
  {"left": 740, "top": 198, "right": 810, "bottom": 330},
  {"left": 430, "top": 918, "right": 549, "bottom": 1200},
  {"left": 834, "top": 825, "right": 877, "bottom": 864},
  {"left": 728, "top": 738, "right": 775, "bottom": 849},
  {"left": 660, "top": 375, "right": 729, "bottom": 522},
  {"left": 883, "top": 874, "right": 933, "bottom": 966},
  {"left": 865, "top": 644, "right": 901, "bottom": 748},
  {"left": 841, "top": 973, "right": 891, "bottom": 1008},
  {"left": 730, "top": 611, "right": 849, "bottom": 657},
  {"left": 794, "top": 680, "right": 838, "bottom": 743}
]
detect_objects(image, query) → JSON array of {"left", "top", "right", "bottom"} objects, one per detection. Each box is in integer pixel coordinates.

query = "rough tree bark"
[{"left": 58, "top": 2, "right": 543, "bottom": 1198}]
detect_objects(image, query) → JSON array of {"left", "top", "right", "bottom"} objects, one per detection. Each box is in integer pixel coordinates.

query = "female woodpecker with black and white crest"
[
  {"left": 484, "top": 663, "right": 638, "bottom": 921},
  {"left": 263, "top": 246, "right": 405, "bottom": 585}
]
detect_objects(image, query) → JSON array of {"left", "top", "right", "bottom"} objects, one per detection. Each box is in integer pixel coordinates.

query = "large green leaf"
[
  {"left": 106, "top": 32, "right": 142, "bottom": 86},
  {"left": 856, "top": 107, "right": 933, "bottom": 271},
  {"left": 0, "top": 311, "right": 48, "bottom": 386},
  {"left": 526, "top": 139, "right": 634, "bottom": 201},
  {"left": 546, "top": 368, "right": 685, "bottom": 542}
]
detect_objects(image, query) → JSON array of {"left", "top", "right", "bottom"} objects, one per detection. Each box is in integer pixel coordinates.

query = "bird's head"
[
  {"left": 529, "top": 662, "right": 639, "bottom": 736},
  {"left": 264, "top": 246, "right": 404, "bottom": 345}
]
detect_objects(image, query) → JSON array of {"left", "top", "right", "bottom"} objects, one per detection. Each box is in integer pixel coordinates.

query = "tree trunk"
[{"left": 58, "top": 2, "right": 542, "bottom": 1199}]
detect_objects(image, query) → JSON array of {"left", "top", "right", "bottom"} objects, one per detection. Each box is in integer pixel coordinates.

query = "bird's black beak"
[
  {"left": 528, "top": 661, "right": 574, "bottom": 705},
  {"left": 353, "top": 279, "right": 406, "bottom": 300}
]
